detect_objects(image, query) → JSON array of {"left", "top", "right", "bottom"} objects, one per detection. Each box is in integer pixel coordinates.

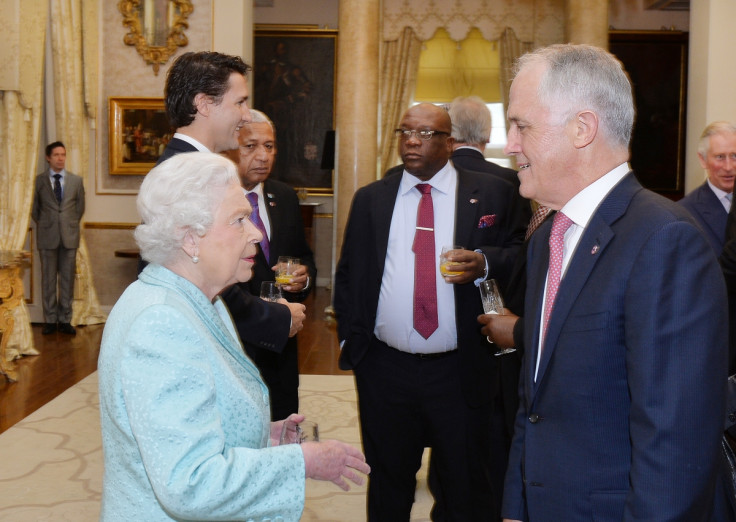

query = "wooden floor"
[{"left": 0, "top": 287, "right": 348, "bottom": 434}]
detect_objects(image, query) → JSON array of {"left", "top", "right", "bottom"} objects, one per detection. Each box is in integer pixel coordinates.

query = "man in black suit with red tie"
[{"left": 334, "top": 103, "right": 528, "bottom": 520}]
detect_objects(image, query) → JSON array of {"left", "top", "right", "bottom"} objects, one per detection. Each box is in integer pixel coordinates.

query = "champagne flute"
[
  {"left": 275, "top": 256, "right": 299, "bottom": 286},
  {"left": 479, "top": 279, "right": 516, "bottom": 356},
  {"left": 260, "top": 281, "right": 282, "bottom": 302},
  {"left": 439, "top": 245, "right": 464, "bottom": 277}
]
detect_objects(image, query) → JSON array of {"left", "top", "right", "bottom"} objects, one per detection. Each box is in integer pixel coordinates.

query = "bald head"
[{"left": 397, "top": 103, "right": 454, "bottom": 181}]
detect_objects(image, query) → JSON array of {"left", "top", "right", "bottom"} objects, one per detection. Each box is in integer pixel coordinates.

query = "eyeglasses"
[{"left": 394, "top": 129, "right": 450, "bottom": 141}]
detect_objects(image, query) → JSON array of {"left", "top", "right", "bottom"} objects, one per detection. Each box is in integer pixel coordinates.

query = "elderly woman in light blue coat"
[{"left": 98, "top": 152, "right": 369, "bottom": 521}]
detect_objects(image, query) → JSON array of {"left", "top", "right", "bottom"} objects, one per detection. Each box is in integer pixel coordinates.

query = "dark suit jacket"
[
  {"left": 223, "top": 178, "right": 316, "bottom": 408},
  {"left": 31, "top": 170, "right": 85, "bottom": 249},
  {"left": 150, "top": 136, "right": 292, "bottom": 354},
  {"left": 334, "top": 164, "right": 528, "bottom": 408},
  {"left": 451, "top": 147, "right": 520, "bottom": 188},
  {"left": 504, "top": 173, "right": 728, "bottom": 521},
  {"left": 679, "top": 181, "right": 728, "bottom": 254},
  {"left": 157, "top": 137, "right": 198, "bottom": 165}
]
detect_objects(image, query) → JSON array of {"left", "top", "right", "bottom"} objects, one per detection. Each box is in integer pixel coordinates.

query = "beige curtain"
[
  {"left": 0, "top": 0, "right": 48, "bottom": 359},
  {"left": 49, "top": 0, "right": 106, "bottom": 326},
  {"left": 499, "top": 26, "right": 533, "bottom": 120},
  {"left": 379, "top": 27, "right": 423, "bottom": 173}
]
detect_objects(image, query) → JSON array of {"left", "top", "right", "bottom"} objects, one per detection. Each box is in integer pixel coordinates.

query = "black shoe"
[
  {"left": 42, "top": 323, "right": 57, "bottom": 335},
  {"left": 58, "top": 323, "right": 76, "bottom": 335}
]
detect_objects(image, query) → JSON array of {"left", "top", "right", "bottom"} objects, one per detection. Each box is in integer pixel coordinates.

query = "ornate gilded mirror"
[{"left": 118, "top": 0, "right": 194, "bottom": 75}]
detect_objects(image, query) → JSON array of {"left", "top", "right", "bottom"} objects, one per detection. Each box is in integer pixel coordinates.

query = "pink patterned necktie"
[
  {"left": 413, "top": 183, "right": 438, "bottom": 339},
  {"left": 526, "top": 205, "right": 552, "bottom": 240},
  {"left": 542, "top": 211, "right": 573, "bottom": 348},
  {"left": 246, "top": 192, "right": 270, "bottom": 263}
]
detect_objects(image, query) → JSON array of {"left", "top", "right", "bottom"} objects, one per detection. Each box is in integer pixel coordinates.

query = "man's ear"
[
  {"left": 194, "top": 93, "right": 211, "bottom": 117},
  {"left": 697, "top": 151, "right": 708, "bottom": 170},
  {"left": 573, "top": 110, "right": 598, "bottom": 149}
]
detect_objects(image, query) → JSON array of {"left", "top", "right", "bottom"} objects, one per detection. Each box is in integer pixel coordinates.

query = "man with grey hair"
[
  {"left": 679, "top": 121, "right": 736, "bottom": 254},
  {"left": 501, "top": 44, "right": 726, "bottom": 522},
  {"left": 448, "top": 95, "right": 520, "bottom": 188}
]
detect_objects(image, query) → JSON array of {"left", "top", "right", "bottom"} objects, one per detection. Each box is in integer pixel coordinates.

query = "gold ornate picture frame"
[
  {"left": 118, "top": 0, "right": 194, "bottom": 75},
  {"left": 108, "top": 97, "right": 170, "bottom": 176}
]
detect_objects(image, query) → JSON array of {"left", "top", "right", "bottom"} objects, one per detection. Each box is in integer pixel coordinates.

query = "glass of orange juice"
[
  {"left": 275, "top": 256, "right": 300, "bottom": 286},
  {"left": 439, "top": 245, "right": 464, "bottom": 277}
]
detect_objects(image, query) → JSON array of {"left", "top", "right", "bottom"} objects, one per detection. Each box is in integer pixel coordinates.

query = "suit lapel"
[
  {"left": 42, "top": 170, "right": 60, "bottom": 208},
  {"left": 526, "top": 223, "right": 551, "bottom": 401},
  {"left": 374, "top": 174, "right": 402, "bottom": 275},
  {"left": 454, "top": 168, "right": 480, "bottom": 247},
  {"left": 695, "top": 185, "right": 727, "bottom": 241},
  {"left": 532, "top": 173, "right": 639, "bottom": 395}
]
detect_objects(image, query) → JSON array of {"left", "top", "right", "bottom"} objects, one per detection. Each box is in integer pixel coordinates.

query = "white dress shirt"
[
  {"left": 535, "top": 162, "right": 630, "bottom": 379},
  {"left": 707, "top": 179, "right": 732, "bottom": 213},
  {"left": 374, "top": 162, "right": 459, "bottom": 354},
  {"left": 48, "top": 169, "right": 67, "bottom": 196},
  {"left": 173, "top": 132, "right": 209, "bottom": 152}
]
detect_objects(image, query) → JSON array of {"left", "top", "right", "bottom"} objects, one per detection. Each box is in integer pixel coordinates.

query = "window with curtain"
[{"left": 414, "top": 28, "right": 510, "bottom": 167}]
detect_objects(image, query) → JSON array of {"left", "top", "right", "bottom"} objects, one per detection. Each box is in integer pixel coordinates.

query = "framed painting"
[
  {"left": 108, "top": 97, "right": 171, "bottom": 175},
  {"left": 254, "top": 25, "right": 337, "bottom": 194}
]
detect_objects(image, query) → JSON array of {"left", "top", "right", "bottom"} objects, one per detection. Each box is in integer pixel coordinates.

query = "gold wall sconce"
[{"left": 118, "top": 0, "right": 194, "bottom": 75}]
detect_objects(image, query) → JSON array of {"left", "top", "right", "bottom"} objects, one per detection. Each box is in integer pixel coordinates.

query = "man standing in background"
[
  {"left": 224, "top": 109, "right": 316, "bottom": 420},
  {"left": 448, "top": 95, "right": 520, "bottom": 189},
  {"left": 32, "top": 141, "right": 85, "bottom": 335},
  {"left": 680, "top": 121, "right": 736, "bottom": 255}
]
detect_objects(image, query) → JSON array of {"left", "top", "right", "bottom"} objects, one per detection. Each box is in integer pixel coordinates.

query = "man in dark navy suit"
[
  {"left": 679, "top": 121, "right": 736, "bottom": 255},
  {"left": 501, "top": 44, "right": 726, "bottom": 522}
]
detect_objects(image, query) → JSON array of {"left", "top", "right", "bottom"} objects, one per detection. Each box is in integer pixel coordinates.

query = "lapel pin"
[
  {"left": 267, "top": 193, "right": 275, "bottom": 199},
  {"left": 591, "top": 244, "right": 599, "bottom": 255},
  {"left": 469, "top": 198, "right": 478, "bottom": 204},
  {"left": 269, "top": 201, "right": 276, "bottom": 207}
]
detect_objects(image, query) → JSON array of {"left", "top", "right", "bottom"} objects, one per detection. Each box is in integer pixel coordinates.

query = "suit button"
[
  {"left": 528, "top": 413, "right": 540, "bottom": 424},
  {"left": 730, "top": 412, "right": 736, "bottom": 423}
]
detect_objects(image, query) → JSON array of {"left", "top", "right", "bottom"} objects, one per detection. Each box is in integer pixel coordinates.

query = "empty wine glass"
[
  {"left": 479, "top": 279, "right": 516, "bottom": 356},
  {"left": 280, "top": 420, "right": 319, "bottom": 445},
  {"left": 260, "top": 281, "right": 282, "bottom": 302}
]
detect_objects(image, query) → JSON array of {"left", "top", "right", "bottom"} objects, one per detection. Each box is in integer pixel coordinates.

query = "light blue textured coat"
[{"left": 98, "top": 265, "right": 305, "bottom": 521}]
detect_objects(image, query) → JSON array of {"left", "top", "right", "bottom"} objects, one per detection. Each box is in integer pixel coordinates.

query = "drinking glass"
[
  {"left": 280, "top": 420, "right": 319, "bottom": 445},
  {"left": 275, "top": 256, "right": 300, "bottom": 286},
  {"left": 260, "top": 281, "right": 282, "bottom": 302},
  {"left": 439, "top": 245, "right": 464, "bottom": 277},
  {"left": 479, "top": 279, "right": 516, "bottom": 356}
]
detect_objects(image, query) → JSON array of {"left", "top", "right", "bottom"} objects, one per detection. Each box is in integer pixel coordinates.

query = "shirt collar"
[
  {"left": 560, "top": 162, "right": 630, "bottom": 229},
  {"left": 173, "top": 132, "right": 210, "bottom": 152},
  {"left": 50, "top": 169, "right": 65, "bottom": 179},
  {"left": 243, "top": 182, "right": 265, "bottom": 198},
  {"left": 707, "top": 179, "right": 730, "bottom": 201},
  {"left": 399, "top": 161, "right": 456, "bottom": 197}
]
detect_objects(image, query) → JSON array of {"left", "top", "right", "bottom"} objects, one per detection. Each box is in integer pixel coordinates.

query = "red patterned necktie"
[
  {"left": 413, "top": 183, "right": 438, "bottom": 339},
  {"left": 526, "top": 204, "right": 552, "bottom": 240},
  {"left": 246, "top": 192, "right": 271, "bottom": 263},
  {"left": 542, "top": 211, "right": 573, "bottom": 349}
]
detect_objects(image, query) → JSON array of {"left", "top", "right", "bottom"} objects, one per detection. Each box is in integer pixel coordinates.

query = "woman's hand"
[
  {"left": 301, "top": 440, "right": 371, "bottom": 491},
  {"left": 270, "top": 413, "right": 305, "bottom": 446}
]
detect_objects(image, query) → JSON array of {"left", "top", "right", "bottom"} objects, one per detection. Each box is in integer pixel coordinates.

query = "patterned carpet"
[{"left": 0, "top": 373, "right": 432, "bottom": 521}]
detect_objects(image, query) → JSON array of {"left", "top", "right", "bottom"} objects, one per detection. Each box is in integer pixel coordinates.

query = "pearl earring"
[{"left": 192, "top": 256, "right": 199, "bottom": 264}]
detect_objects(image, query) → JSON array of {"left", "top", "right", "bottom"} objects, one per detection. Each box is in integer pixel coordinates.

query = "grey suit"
[{"left": 31, "top": 169, "right": 85, "bottom": 323}]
